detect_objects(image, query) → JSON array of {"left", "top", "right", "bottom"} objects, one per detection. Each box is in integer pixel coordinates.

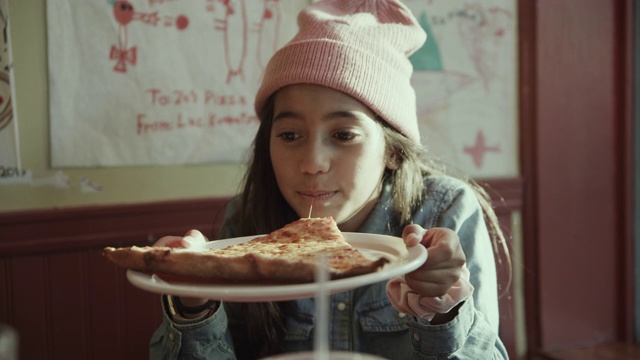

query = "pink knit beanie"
[{"left": 254, "top": 0, "right": 426, "bottom": 144}]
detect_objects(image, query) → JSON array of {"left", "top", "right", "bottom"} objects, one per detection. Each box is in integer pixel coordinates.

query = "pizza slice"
[{"left": 103, "top": 217, "right": 389, "bottom": 283}]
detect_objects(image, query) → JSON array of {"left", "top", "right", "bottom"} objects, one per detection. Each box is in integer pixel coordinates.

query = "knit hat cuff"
[{"left": 255, "top": 38, "right": 421, "bottom": 144}]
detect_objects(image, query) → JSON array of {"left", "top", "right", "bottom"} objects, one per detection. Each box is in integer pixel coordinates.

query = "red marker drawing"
[{"left": 110, "top": 0, "right": 189, "bottom": 73}]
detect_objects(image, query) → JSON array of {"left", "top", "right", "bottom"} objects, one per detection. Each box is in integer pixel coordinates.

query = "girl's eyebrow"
[
  {"left": 273, "top": 110, "right": 300, "bottom": 122},
  {"left": 273, "top": 110, "right": 361, "bottom": 122},
  {"left": 325, "top": 110, "right": 359, "bottom": 120}
]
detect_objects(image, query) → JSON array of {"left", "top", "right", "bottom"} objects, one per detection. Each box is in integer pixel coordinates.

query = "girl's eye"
[
  {"left": 334, "top": 130, "right": 357, "bottom": 142},
  {"left": 277, "top": 131, "right": 300, "bottom": 142}
]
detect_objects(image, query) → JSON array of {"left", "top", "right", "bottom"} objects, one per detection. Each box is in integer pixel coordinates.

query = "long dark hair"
[{"left": 222, "top": 97, "right": 510, "bottom": 359}]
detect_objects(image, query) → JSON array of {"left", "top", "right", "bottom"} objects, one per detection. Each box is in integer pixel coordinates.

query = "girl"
[{"left": 150, "top": 0, "right": 509, "bottom": 359}]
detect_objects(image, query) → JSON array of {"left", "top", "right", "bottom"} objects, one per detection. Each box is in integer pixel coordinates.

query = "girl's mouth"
[{"left": 298, "top": 191, "right": 337, "bottom": 202}]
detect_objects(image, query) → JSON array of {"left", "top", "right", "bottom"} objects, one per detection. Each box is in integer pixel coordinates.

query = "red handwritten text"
[
  {"left": 208, "top": 112, "right": 258, "bottom": 126},
  {"left": 145, "top": 88, "right": 247, "bottom": 107},
  {"left": 137, "top": 113, "right": 173, "bottom": 134},
  {"left": 136, "top": 112, "right": 259, "bottom": 136},
  {"left": 146, "top": 88, "right": 198, "bottom": 106}
]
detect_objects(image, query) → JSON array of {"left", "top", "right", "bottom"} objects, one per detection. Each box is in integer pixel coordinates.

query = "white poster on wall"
[
  {"left": 0, "top": 0, "right": 21, "bottom": 178},
  {"left": 405, "top": 0, "right": 518, "bottom": 178},
  {"left": 48, "top": 0, "right": 308, "bottom": 167},
  {"left": 49, "top": 0, "right": 517, "bottom": 178}
]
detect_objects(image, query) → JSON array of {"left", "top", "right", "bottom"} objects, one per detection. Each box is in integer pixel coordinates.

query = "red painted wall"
[
  {"left": 0, "top": 199, "right": 229, "bottom": 360},
  {"left": 523, "top": 0, "right": 634, "bottom": 352},
  {"left": 0, "top": 181, "right": 522, "bottom": 359}
]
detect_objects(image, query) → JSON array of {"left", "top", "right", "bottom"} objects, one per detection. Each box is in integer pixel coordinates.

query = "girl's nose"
[{"left": 298, "top": 138, "right": 330, "bottom": 175}]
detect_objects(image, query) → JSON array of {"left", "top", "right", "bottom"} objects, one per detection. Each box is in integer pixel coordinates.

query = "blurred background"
[{"left": 0, "top": 0, "right": 637, "bottom": 359}]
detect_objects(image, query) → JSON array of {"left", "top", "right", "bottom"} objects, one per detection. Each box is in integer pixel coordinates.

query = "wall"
[
  {"left": 2, "top": 0, "right": 520, "bottom": 212},
  {"left": 519, "top": 0, "right": 636, "bottom": 354},
  {"left": 0, "top": 198, "right": 229, "bottom": 360},
  {"left": 536, "top": 0, "right": 624, "bottom": 347},
  {"left": 634, "top": 0, "right": 640, "bottom": 345},
  {"left": 0, "top": 1, "right": 526, "bottom": 359},
  {"left": 0, "top": 0, "right": 244, "bottom": 213}
]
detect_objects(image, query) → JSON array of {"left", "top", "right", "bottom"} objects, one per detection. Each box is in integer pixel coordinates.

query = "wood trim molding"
[
  {"left": 517, "top": 0, "right": 540, "bottom": 353},
  {"left": 0, "top": 197, "right": 230, "bottom": 256},
  {"left": 619, "top": 0, "right": 635, "bottom": 342},
  {"left": 0, "top": 177, "right": 523, "bottom": 359},
  {"left": 0, "top": 178, "right": 523, "bottom": 257},
  {"left": 478, "top": 177, "right": 525, "bottom": 214}
]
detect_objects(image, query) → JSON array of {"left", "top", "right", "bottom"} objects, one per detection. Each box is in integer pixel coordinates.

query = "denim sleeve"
[
  {"left": 149, "top": 298, "right": 236, "bottom": 360},
  {"left": 148, "top": 200, "right": 241, "bottom": 359},
  {"left": 407, "top": 297, "right": 507, "bottom": 359},
  {"left": 408, "top": 179, "right": 508, "bottom": 359}
]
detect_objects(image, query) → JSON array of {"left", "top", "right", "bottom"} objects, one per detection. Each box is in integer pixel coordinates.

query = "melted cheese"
[{"left": 208, "top": 217, "right": 349, "bottom": 259}]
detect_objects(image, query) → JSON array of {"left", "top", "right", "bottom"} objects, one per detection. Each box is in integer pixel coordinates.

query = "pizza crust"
[{"left": 103, "top": 217, "right": 389, "bottom": 283}]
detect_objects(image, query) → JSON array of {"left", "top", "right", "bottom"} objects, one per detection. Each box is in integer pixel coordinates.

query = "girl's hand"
[
  {"left": 153, "top": 229, "right": 208, "bottom": 249},
  {"left": 401, "top": 225, "right": 466, "bottom": 298},
  {"left": 153, "top": 230, "right": 213, "bottom": 317}
]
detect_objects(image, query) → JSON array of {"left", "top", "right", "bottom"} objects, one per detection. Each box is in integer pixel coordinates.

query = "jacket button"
[
  {"left": 413, "top": 333, "right": 421, "bottom": 342},
  {"left": 337, "top": 302, "right": 347, "bottom": 311},
  {"left": 398, "top": 312, "right": 407, "bottom": 318}
]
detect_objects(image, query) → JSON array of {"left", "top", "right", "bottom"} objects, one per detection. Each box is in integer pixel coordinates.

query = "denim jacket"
[{"left": 150, "top": 175, "right": 509, "bottom": 359}]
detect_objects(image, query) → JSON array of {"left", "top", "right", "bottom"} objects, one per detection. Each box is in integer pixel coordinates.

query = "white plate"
[
  {"left": 262, "top": 351, "right": 387, "bottom": 360},
  {"left": 126, "top": 232, "right": 427, "bottom": 302}
]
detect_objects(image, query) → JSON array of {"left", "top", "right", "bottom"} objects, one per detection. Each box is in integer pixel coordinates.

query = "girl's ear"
[{"left": 386, "top": 152, "right": 399, "bottom": 170}]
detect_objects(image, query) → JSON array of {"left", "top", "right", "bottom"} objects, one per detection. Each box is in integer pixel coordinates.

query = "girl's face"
[{"left": 270, "top": 84, "right": 392, "bottom": 232}]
